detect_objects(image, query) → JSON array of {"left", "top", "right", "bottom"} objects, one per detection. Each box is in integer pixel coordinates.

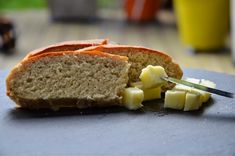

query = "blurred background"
[{"left": 0, "top": 0, "right": 234, "bottom": 74}]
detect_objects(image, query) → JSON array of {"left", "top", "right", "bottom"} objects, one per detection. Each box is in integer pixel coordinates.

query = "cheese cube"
[
  {"left": 188, "top": 89, "right": 203, "bottom": 107},
  {"left": 165, "top": 78, "right": 216, "bottom": 111},
  {"left": 176, "top": 78, "right": 203, "bottom": 104},
  {"left": 174, "top": 84, "right": 203, "bottom": 107},
  {"left": 190, "top": 89, "right": 208, "bottom": 103},
  {"left": 139, "top": 65, "right": 167, "bottom": 89},
  {"left": 173, "top": 84, "right": 192, "bottom": 92},
  {"left": 184, "top": 92, "right": 201, "bottom": 111},
  {"left": 164, "top": 90, "right": 186, "bottom": 110},
  {"left": 123, "top": 87, "right": 144, "bottom": 110},
  {"left": 193, "top": 79, "right": 216, "bottom": 103},
  {"left": 175, "top": 78, "right": 216, "bottom": 103},
  {"left": 130, "top": 81, "right": 161, "bottom": 101},
  {"left": 143, "top": 87, "right": 161, "bottom": 101}
]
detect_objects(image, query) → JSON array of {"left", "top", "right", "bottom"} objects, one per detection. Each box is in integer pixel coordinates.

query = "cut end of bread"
[{"left": 6, "top": 50, "right": 130, "bottom": 109}]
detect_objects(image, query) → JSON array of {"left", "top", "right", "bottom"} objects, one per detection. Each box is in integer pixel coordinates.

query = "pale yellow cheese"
[
  {"left": 130, "top": 81, "right": 161, "bottom": 101},
  {"left": 143, "top": 87, "right": 161, "bottom": 101},
  {"left": 192, "top": 79, "right": 216, "bottom": 103},
  {"left": 139, "top": 65, "right": 167, "bottom": 89},
  {"left": 199, "top": 79, "right": 216, "bottom": 102},
  {"left": 164, "top": 90, "right": 186, "bottom": 110},
  {"left": 184, "top": 92, "right": 202, "bottom": 111},
  {"left": 192, "top": 89, "right": 208, "bottom": 103},
  {"left": 174, "top": 84, "right": 203, "bottom": 107},
  {"left": 189, "top": 89, "right": 203, "bottom": 107},
  {"left": 165, "top": 78, "right": 216, "bottom": 111},
  {"left": 183, "top": 78, "right": 205, "bottom": 104},
  {"left": 175, "top": 78, "right": 216, "bottom": 103},
  {"left": 173, "top": 84, "right": 192, "bottom": 92},
  {"left": 122, "top": 87, "right": 144, "bottom": 110}
]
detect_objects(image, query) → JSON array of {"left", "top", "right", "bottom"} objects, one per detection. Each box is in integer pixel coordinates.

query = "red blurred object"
[{"left": 125, "top": 0, "right": 162, "bottom": 22}]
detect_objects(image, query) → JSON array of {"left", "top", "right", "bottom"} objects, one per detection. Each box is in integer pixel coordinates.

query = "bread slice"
[
  {"left": 6, "top": 50, "right": 130, "bottom": 110},
  {"left": 77, "top": 45, "right": 183, "bottom": 90}
]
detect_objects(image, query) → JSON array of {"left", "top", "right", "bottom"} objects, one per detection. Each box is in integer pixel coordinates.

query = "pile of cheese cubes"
[
  {"left": 122, "top": 65, "right": 216, "bottom": 111},
  {"left": 165, "top": 78, "right": 216, "bottom": 111},
  {"left": 122, "top": 65, "right": 166, "bottom": 110}
]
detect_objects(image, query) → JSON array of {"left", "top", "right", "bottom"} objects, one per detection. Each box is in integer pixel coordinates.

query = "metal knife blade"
[{"left": 162, "top": 77, "right": 234, "bottom": 98}]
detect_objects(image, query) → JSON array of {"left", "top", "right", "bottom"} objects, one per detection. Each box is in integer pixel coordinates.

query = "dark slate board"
[{"left": 1, "top": 69, "right": 235, "bottom": 156}]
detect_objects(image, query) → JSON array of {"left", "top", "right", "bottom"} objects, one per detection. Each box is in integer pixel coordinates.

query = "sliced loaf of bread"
[
  {"left": 6, "top": 50, "right": 130, "bottom": 110},
  {"left": 6, "top": 40, "right": 183, "bottom": 110}
]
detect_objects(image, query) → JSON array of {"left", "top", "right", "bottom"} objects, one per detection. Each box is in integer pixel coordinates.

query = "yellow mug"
[{"left": 174, "top": 0, "right": 230, "bottom": 50}]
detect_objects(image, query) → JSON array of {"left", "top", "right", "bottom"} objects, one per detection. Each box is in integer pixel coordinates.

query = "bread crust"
[
  {"left": 77, "top": 44, "right": 172, "bottom": 59},
  {"left": 25, "top": 39, "right": 108, "bottom": 60},
  {"left": 22, "top": 50, "right": 129, "bottom": 65}
]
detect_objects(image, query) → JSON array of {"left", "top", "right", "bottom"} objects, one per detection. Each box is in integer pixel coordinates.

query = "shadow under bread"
[{"left": 8, "top": 106, "right": 128, "bottom": 119}]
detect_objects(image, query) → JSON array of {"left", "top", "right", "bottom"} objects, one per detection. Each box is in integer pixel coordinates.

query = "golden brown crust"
[
  {"left": 25, "top": 39, "right": 108, "bottom": 60},
  {"left": 20, "top": 50, "right": 129, "bottom": 66},
  {"left": 77, "top": 44, "right": 172, "bottom": 60},
  {"left": 79, "top": 50, "right": 129, "bottom": 61}
]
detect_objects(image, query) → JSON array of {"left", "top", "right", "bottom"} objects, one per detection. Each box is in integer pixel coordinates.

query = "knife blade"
[{"left": 162, "top": 77, "right": 234, "bottom": 98}]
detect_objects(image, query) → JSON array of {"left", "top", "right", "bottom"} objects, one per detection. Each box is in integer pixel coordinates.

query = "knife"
[{"left": 162, "top": 77, "right": 234, "bottom": 98}]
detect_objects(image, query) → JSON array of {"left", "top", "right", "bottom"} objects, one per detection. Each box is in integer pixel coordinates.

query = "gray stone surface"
[{"left": 1, "top": 69, "right": 235, "bottom": 155}]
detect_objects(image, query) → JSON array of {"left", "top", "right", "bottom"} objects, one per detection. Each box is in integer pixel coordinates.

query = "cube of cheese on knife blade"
[
  {"left": 192, "top": 79, "right": 216, "bottom": 103},
  {"left": 139, "top": 65, "right": 167, "bottom": 89},
  {"left": 176, "top": 78, "right": 216, "bottom": 103},
  {"left": 164, "top": 78, "right": 216, "bottom": 111},
  {"left": 199, "top": 79, "right": 216, "bottom": 102},
  {"left": 123, "top": 87, "right": 144, "bottom": 110}
]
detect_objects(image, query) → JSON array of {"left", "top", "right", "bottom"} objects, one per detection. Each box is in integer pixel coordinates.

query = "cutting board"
[{"left": 1, "top": 69, "right": 235, "bottom": 156}]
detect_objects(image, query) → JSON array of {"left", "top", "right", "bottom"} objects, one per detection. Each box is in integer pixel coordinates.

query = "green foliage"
[
  {"left": 0, "top": 0, "right": 116, "bottom": 11},
  {"left": 0, "top": 0, "right": 47, "bottom": 10}
]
